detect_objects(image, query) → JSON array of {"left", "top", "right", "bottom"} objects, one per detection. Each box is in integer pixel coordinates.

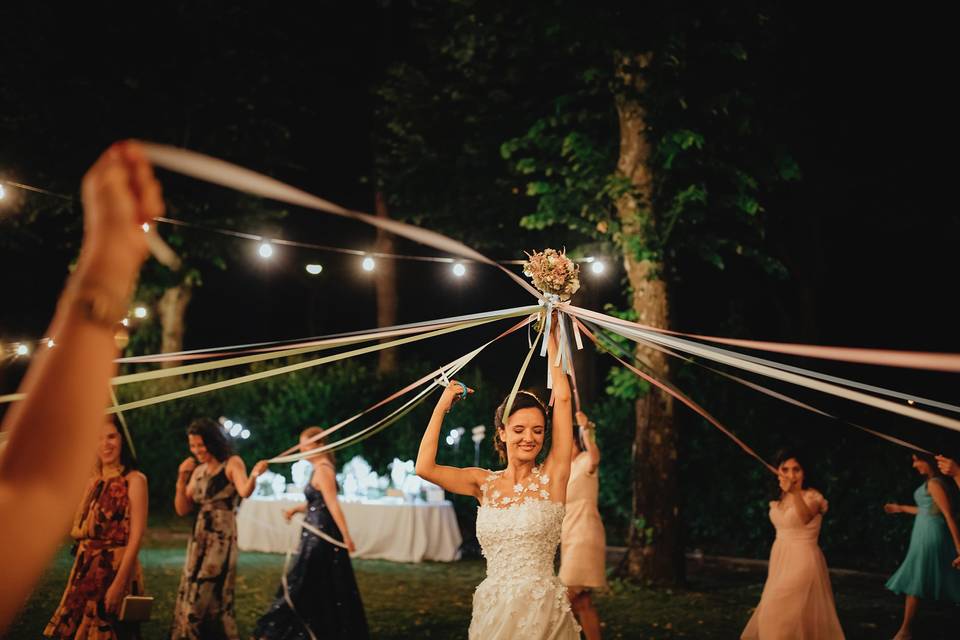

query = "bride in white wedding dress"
[{"left": 416, "top": 321, "right": 581, "bottom": 639}]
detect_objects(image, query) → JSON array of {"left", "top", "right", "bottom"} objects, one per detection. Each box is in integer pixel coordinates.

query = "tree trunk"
[
  {"left": 613, "top": 52, "right": 683, "bottom": 585},
  {"left": 158, "top": 283, "right": 193, "bottom": 368},
  {"left": 374, "top": 191, "right": 398, "bottom": 375}
]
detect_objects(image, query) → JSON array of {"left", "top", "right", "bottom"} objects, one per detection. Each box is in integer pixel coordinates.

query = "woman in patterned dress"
[
  {"left": 44, "top": 420, "right": 148, "bottom": 640},
  {"left": 170, "top": 418, "right": 267, "bottom": 640}
]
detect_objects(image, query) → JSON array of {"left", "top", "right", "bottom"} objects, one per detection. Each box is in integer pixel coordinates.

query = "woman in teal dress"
[{"left": 884, "top": 452, "right": 960, "bottom": 640}]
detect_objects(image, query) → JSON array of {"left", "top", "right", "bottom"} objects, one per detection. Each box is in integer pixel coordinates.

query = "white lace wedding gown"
[{"left": 470, "top": 466, "right": 581, "bottom": 639}]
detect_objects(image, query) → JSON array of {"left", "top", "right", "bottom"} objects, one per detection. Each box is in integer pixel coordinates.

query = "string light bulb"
[
  {"left": 240, "top": 429, "right": 251, "bottom": 440},
  {"left": 133, "top": 305, "right": 148, "bottom": 319},
  {"left": 0, "top": 184, "right": 6, "bottom": 200},
  {"left": 361, "top": 256, "right": 376, "bottom": 272},
  {"left": 46, "top": 338, "right": 55, "bottom": 348},
  {"left": 305, "top": 264, "right": 323, "bottom": 275},
  {"left": 452, "top": 262, "right": 466, "bottom": 277},
  {"left": 142, "top": 223, "right": 150, "bottom": 232},
  {"left": 15, "top": 343, "right": 29, "bottom": 357},
  {"left": 590, "top": 260, "right": 605, "bottom": 274},
  {"left": 258, "top": 242, "right": 274, "bottom": 259}
]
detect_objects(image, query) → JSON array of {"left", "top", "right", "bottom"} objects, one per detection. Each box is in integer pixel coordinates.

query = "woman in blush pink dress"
[
  {"left": 559, "top": 410, "right": 606, "bottom": 640},
  {"left": 741, "top": 450, "right": 844, "bottom": 640}
]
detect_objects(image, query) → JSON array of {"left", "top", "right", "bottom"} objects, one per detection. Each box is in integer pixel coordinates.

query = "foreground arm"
[{"left": 0, "top": 141, "right": 162, "bottom": 630}]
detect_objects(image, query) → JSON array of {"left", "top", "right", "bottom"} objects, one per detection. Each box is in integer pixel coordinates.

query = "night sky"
[{"left": 1, "top": 4, "right": 956, "bottom": 424}]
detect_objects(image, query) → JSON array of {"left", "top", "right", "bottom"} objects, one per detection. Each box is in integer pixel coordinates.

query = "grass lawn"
[{"left": 9, "top": 523, "right": 958, "bottom": 639}]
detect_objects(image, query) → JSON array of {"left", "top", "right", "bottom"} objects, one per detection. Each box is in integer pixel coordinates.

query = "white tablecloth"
[{"left": 237, "top": 496, "right": 462, "bottom": 563}]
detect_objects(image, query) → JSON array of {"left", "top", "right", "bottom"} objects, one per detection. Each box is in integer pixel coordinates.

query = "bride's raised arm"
[
  {"left": 416, "top": 382, "right": 488, "bottom": 499},
  {"left": 544, "top": 318, "right": 574, "bottom": 494}
]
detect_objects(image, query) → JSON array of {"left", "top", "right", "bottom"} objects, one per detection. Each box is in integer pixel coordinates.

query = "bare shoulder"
[
  {"left": 311, "top": 462, "right": 337, "bottom": 490},
  {"left": 928, "top": 477, "right": 949, "bottom": 494},
  {"left": 316, "top": 459, "right": 336, "bottom": 474},
  {"left": 126, "top": 470, "right": 148, "bottom": 488}
]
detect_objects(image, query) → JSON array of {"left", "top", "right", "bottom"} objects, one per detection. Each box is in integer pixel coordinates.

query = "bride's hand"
[{"left": 439, "top": 380, "right": 473, "bottom": 413}]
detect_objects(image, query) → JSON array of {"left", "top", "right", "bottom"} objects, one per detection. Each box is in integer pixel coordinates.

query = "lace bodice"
[
  {"left": 477, "top": 467, "right": 564, "bottom": 580},
  {"left": 480, "top": 465, "right": 552, "bottom": 508}
]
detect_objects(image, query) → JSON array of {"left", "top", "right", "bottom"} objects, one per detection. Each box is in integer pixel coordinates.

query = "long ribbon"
[
  {"left": 569, "top": 306, "right": 960, "bottom": 414},
  {"left": 582, "top": 318, "right": 933, "bottom": 455},
  {"left": 271, "top": 316, "right": 532, "bottom": 459},
  {"left": 576, "top": 319, "right": 776, "bottom": 474},
  {"left": 716, "top": 368, "right": 934, "bottom": 454},
  {"left": 140, "top": 142, "right": 541, "bottom": 299},
  {"left": 269, "top": 354, "right": 454, "bottom": 463},
  {"left": 109, "top": 387, "right": 138, "bottom": 461},
  {"left": 566, "top": 305, "right": 960, "bottom": 373},
  {"left": 106, "top": 309, "right": 530, "bottom": 414},
  {"left": 570, "top": 307, "right": 960, "bottom": 434},
  {"left": 109, "top": 306, "right": 536, "bottom": 387},
  {"left": 269, "top": 317, "right": 532, "bottom": 463},
  {"left": 116, "top": 305, "right": 538, "bottom": 364},
  {"left": 501, "top": 323, "right": 545, "bottom": 425}
]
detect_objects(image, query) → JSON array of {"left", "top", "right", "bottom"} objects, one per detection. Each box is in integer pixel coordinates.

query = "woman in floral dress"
[{"left": 44, "top": 421, "right": 148, "bottom": 640}]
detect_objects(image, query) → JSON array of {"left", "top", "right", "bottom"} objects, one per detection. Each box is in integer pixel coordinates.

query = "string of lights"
[
  {"left": 1, "top": 177, "right": 610, "bottom": 360},
  {"left": 1, "top": 178, "right": 612, "bottom": 272}
]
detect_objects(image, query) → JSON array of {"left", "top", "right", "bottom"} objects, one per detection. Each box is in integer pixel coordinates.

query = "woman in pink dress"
[
  {"left": 559, "top": 410, "right": 606, "bottom": 640},
  {"left": 741, "top": 450, "right": 844, "bottom": 639}
]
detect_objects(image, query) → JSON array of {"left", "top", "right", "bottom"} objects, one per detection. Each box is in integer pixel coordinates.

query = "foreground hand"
[
  {"left": 104, "top": 580, "right": 123, "bottom": 615},
  {"left": 79, "top": 141, "right": 165, "bottom": 281},
  {"left": 953, "top": 555, "right": 960, "bottom": 570},
  {"left": 884, "top": 503, "right": 901, "bottom": 514},
  {"left": 344, "top": 536, "right": 356, "bottom": 553},
  {"left": 251, "top": 460, "right": 269, "bottom": 478},
  {"left": 777, "top": 472, "right": 797, "bottom": 494},
  {"left": 283, "top": 508, "right": 298, "bottom": 522},
  {"left": 575, "top": 411, "right": 589, "bottom": 428}
]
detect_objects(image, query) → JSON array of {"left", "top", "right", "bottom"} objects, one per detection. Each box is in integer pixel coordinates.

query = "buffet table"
[{"left": 237, "top": 495, "right": 462, "bottom": 563}]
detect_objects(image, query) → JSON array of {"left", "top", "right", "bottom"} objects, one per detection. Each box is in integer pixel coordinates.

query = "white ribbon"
[
  {"left": 577, "top": 311, "right": 960, "bottom": 434},
  {"left": 141, "top": 142, "right": 542, "bottom": 299}
]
